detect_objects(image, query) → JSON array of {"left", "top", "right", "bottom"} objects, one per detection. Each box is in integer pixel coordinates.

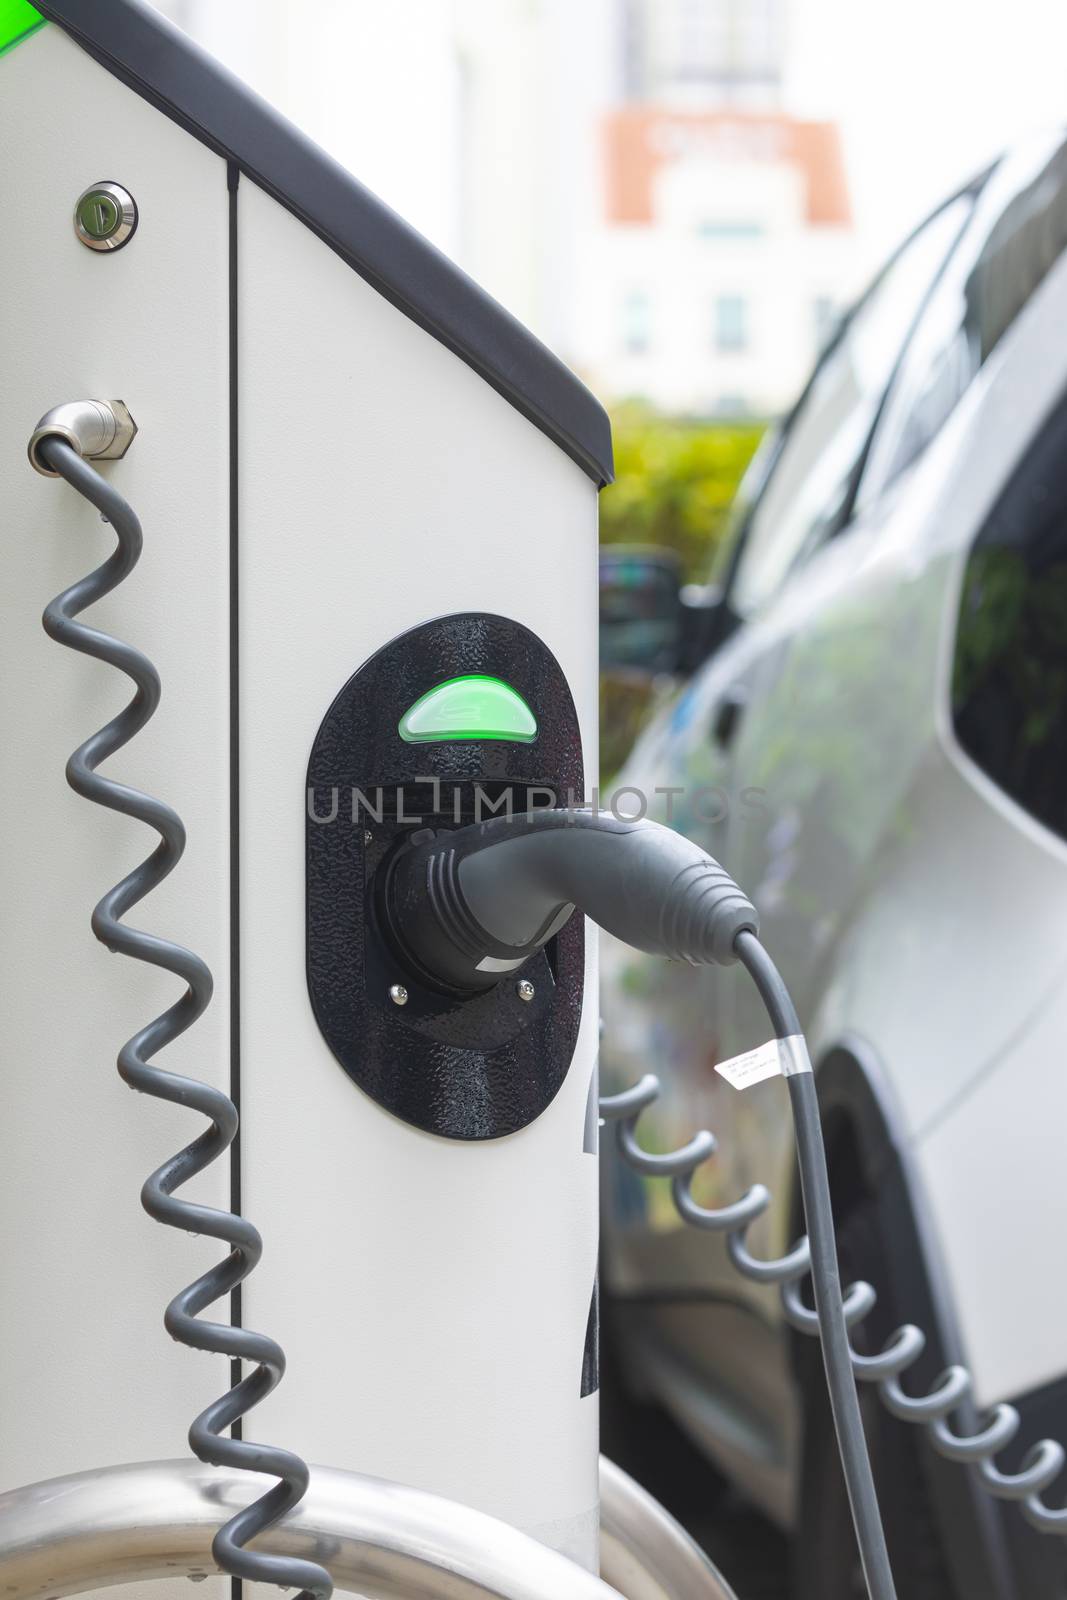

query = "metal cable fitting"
[
  {"left": 28, "top": 399, "right": 137, "bottom": 476},
  {"left": 34, "top": 429, "right": 332, "bottom": 1600},
  {"left": 601, "top": 1072, "right": 1067, "bottom": 1539}
]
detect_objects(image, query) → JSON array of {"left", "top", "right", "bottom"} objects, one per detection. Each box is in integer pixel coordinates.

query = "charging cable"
[
  {"left": 390, "top": 803, "right": 1067, "bottom": 1587},
  {"left": 736, "top": 929, "right": 897, "bottom": 1600},
  {"left": 29, "top": 403, "right": 331, "bottom": 1600},
  {"left": 382, "top": 807, "right": 899, "bottom": 1600}
]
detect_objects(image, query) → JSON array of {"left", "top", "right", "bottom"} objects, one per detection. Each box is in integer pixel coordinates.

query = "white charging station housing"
[{"left": 0, "top": 2, "right": 611, "bottom": 1586}]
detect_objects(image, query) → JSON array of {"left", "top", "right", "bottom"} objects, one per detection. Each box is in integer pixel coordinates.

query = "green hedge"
[
  {"left": 599, "top": 406, "right": 765, "bottom": 777},
  {"left": 600, "top": 403, "right": 765, "bottom": 581}
]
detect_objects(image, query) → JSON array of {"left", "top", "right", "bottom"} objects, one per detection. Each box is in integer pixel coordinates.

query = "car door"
[
  {"left": 719, "top": 131, "right": 1067, "bottom": 1106},
  {"left": 599, "top": 181, "right": 984, "bottom": 1514},
  {"left": 689, "top": 134, "right": 1067, "bottom": 1528}
]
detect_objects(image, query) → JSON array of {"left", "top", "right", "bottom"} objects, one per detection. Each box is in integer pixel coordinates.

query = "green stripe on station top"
[
  {"left": 0, "top": 0, "right": 44, "bottom": 54},
  {"left": 399, "top": 675, "right": 538, "bottom": 745}
]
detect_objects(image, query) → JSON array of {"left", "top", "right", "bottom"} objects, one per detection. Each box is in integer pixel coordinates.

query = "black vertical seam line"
[
  {"left": 227, "top": 157, "right": 242, "bottom": 1385},
  {"left": 227, "top": 160, "right": 244, "bottom": 1600}
]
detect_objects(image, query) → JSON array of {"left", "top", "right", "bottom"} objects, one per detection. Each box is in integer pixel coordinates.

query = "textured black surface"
[
  {"left": 306, "top": 613, "right": 585, "bottom": 1140},
  {"left": 36, "top": 0, "right": 613, "bottom": 487},
  {"left": 581, "top": 1275, "right": 599, "bottom": 1397}
]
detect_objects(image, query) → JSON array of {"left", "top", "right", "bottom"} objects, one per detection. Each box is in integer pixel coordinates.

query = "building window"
[
  {"left": 813, "top": 294, "right": 838, "bottom": 351},
  {"left": 715, "top": 294, "right": 747, "bottom": 352},
  {"left": 697, "top": 220, "right": 764, "bottom": 240},
  {"left": 715, "top": 394, "right": 750, "bottom": 417},
  {"left": 622, "top": 289, "right": 652, "bottom": 355},
  {"left": 622, "top": 0, "right": 785, "bottom": 98}
]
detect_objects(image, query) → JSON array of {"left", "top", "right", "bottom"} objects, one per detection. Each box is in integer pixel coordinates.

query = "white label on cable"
[
  {"left": 779, "top": 1034, "right": 813, "bottom": 1078},
  {"left": 715, "top": 1034, "right": 812, "bottom": 1090}
]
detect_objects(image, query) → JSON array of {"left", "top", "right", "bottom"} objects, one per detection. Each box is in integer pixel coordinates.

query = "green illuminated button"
[
  {"left": 0, "top": 0, "right": 44, "bottom": 55},
  {"left": 399, "top": 675, "right": 538, "bottom": 744}
]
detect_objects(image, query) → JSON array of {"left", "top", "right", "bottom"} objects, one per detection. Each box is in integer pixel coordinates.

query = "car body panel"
[{"left": 601, "top": 142, "right": 1067, "bottom": 1546}]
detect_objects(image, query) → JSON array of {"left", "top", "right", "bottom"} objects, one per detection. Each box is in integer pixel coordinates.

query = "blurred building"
[
  {"left": 150, "top": 0, "right": 855, "bottom": 420},
  {"left": 578, "top": 106, "right": 855, "bottom": 416},
  {"left": 573, "top": 0, "right": 857, "bottom": 417},
  {"left": 149, "top": 0, "right": 613, "bottom": 367},
  {"left": 619, "top": 0, "right": 786, "bottom": 106}
]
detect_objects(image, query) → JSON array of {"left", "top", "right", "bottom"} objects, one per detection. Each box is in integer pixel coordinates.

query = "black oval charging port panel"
[{"left": 305, "top": 612, "right": 585, "bottom": 1141}]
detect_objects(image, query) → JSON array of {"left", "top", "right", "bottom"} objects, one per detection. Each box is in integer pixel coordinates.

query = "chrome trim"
[
  {"left": 0, "top": 1457, "right": 736, "bottom": 1600},
  {"left": 600, "top": 1457, "right": 739, "bottom": 1600},
  {"left": 0, "top": 1459, "right": 613, "bottom": 1600}
]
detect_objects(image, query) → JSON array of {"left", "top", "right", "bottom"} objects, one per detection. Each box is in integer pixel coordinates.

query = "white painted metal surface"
[
  {"left": 237, "top": 178, "right": 601, "bottom": 1566},
  {"left": 0, "top": 10, "right": 602, "bottom": 1583},
  {"left": 0, "top": 24, "right": 230, "bottom": 1600}
]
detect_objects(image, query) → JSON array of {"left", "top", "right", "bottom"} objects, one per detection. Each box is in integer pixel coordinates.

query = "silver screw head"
[
  {"left": 74, "top": 181, "right": 138, "bottom": 251},
  {"left": 517, "top": 978, "right": 536, "bottom": 1003},
  {"left": 389, "top": 984, "right": 409, "bottom": 1007}
]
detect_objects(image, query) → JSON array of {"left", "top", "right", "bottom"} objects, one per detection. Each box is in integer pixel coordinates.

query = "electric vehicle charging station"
[
  {"left": 1, "top": 0, "right": 614, "bottom": 1583},
  {"left": 10, "top": 8, "right": 1067, "bottom": 1600}
]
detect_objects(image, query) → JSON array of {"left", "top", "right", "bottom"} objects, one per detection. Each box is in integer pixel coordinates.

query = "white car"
[{"left": 599, "top": 132, "right": 1067, "bottom": 1600}]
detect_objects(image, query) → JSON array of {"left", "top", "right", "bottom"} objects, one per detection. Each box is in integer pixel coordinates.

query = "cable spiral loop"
[
  {"left": 600, "top": 1070, "right": 1067, "bottom": 1539},
  {"left": 38, "top": 437, "right": 332, "bottom": 1600}
]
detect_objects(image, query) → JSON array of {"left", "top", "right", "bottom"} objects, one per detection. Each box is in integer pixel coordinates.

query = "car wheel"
[{"left": 792, "top": 1200, "right": 960, "bottom": 1600}]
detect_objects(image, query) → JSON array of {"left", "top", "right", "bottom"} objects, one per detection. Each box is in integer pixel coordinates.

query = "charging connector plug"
[{"left": 383, "top": 807, "right": 759, "bottom": 995}]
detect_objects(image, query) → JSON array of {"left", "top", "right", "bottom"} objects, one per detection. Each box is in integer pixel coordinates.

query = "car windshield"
[{"left": 719, "top": 192, "right": 976, "bottom": 618}]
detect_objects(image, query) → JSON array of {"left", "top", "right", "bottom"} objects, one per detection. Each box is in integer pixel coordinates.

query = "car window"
[
  {"left": 952, "top": 385, "right": 1067, "bottom": 842},
  {"left": 860, "top": 136, "right": 1067, "bottom": 503},
  {"left": 726, "top": 193, "right": 974, "bottom": 619}
]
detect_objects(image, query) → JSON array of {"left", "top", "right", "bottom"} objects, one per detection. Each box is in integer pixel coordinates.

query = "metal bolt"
[
  {"left": 74, "top": 181, "right": 138, "bottom": 251},
  {"left": 517, "top": 978, "right": 535, "bottom": 1003},
  {"left": 389, "top": 984, "right": 409, "bottom": 1007}
]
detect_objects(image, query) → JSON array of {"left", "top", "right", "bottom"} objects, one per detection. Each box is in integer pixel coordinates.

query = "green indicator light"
[
  {"left": 399, "top": 675, "right": 538, "bottom": 745},
  {"left": 0, "top": 0, "right": 44, "bottom": 56}
]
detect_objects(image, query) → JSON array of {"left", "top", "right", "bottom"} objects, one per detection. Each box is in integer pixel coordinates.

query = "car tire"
[{"left": 792, "top": 1200, "right": 960, "bottom": 1600}]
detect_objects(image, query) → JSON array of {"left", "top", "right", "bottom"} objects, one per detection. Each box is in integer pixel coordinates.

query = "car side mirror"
[
  {"left": 599, "top": 547, "right": 684, "bottom": 675},
  {"left": 677, "top": 581, "right": 737, "bottom": 674}
]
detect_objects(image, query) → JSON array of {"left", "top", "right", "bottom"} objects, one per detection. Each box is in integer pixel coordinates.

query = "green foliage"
[
  {"left": 599, "top": 671, "right": 669, "bottom": 784},
  {"left": 599, "top": 406, "right": 765, "bottom": 778},
  {"left": 600, "top": 403, "right": 765, "bottom": 582}
]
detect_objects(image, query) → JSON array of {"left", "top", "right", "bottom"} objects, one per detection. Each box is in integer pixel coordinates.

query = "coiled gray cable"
[
  {"left": 382, "top": 806, "right": 897, "bottom": 1595},
  {"left": 600, "top": 931, "right": 897, "bottom": 1600},
  {"left": 36, "top": 437, "right": 332, "bottom": 1600},
  {"left": 601, "top": 930, "right": 1067, "bottom": 1577}
]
